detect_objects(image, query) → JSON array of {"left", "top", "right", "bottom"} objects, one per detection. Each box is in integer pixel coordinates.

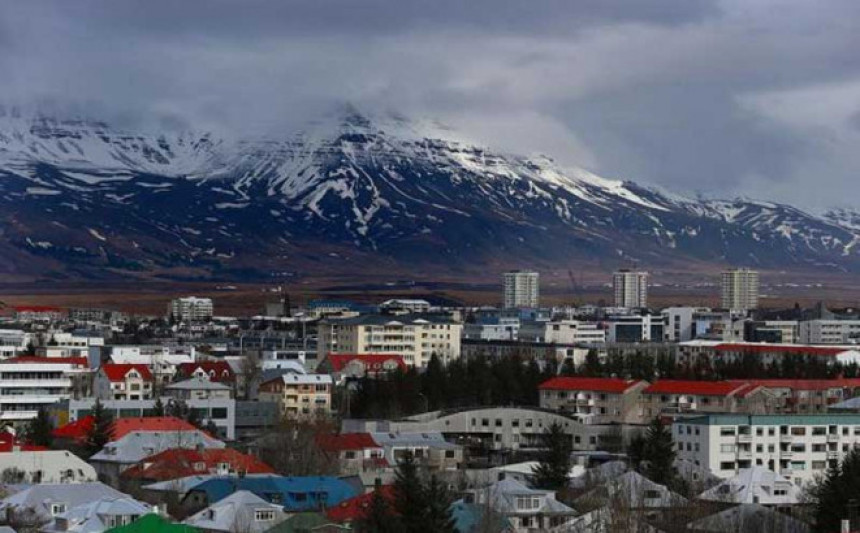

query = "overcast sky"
[{"left": 2, "top": 0, "right": 859, "bottom": 211}]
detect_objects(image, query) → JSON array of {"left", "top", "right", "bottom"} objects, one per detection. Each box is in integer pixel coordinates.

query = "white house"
[{"left": 698, "top": 467, "right": 801, "bottom": 506}]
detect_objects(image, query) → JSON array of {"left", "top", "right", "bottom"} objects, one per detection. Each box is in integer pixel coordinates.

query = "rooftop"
[{"left": 539, "top": 377, "right": 643, "bottom": 394}]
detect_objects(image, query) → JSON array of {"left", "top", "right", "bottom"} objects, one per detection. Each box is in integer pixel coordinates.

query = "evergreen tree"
[
  {"left": 152, "top": 397, "right": 165, "bottom": 417},
  {"left": 85, "top": 399, "right": 114, "bottom": 457},
  {"left": 392, "top": 453, "right": 426, "bottom": 532},
  {"left": 355, "top": 485, "right": 397, "bottom": 533},
  {"left": 812, "top": 448, "right": 860, "bottom": 531},
  {"left": 632, "top": 418, "right": 679, "bottom": 488},
  {"left": 204, "top": 419, "right": 219, "bottom": 437},
  {"left": 422, "top": 354, "right": 446, "bottom": 411},
  {"left": 532, "top": 422, "right": 572, "bottom": 490},
  {"left": 423, "top": 474, "right": 457, "bottom": 533},
  {"left": 583, "top": 349, "right": 602, "bottom": 377},
  {"left": 24, "top": 407, "right": 54, "bottom": 448}
]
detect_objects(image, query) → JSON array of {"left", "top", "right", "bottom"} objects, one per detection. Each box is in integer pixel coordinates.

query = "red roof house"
[
  {"left": 99, "top": 363, "right": 153, "bottom": 382},
  {"left": 121, "top": 448, "right": 274, "bottom": 481},
  {"left": 539, "top": 377, "right": 645, "bottom": 394},
  {"left": 316, "top": 433, "right": 381, "bottom": 453},
  {"left": 52, "top": 416, "right": 199, "bottom": 444},
  {"left": 643, "top": 380, "right": 756, "bottom": 397},
  {"left": 177, "top": 361, "right": 235, "bottom": 383},
  {"left": 320, "top": 353, "right": 406, "bottom": 377},
  {"left": 326, "top": 486, "right": 396, "bottom": 523}
]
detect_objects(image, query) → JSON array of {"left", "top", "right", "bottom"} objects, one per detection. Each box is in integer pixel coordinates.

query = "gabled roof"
[
  {"left": 261, "top": 374, "right": 333, "bottom": 387},
  {"left": 121, "top": 448, "right": 274, "bottom": 481},
  {"left": 575, "top": 471, "right": 688, "bottom": 510},
  {"left": 326, "top": 354, "right": 407, "bottom": 372},
  {"left": 166, "top": 377, "right": 232, "bottom": 391},
  {"left": 177, "top": 362, "right": 235, "bottom": 382},
  {"left": 539, "top": 377, "right": 644, "bottom": 393},
  {"left": 687, "top": 504, "right": 810, "bottom": 533},
  {"left": 101, "top": 363, "right": 153, "bottom": 382},
  {"left": 0, "top": 482, "right": 126, "bottom": 524},
  {"left": 112, "top": 417, "right": 199, "bottom": 440},
  {"left": 183, "top": 490, "right": 286, "bottom": 533},
  {"left": 325, "top": 486, "right": 395, "bottom": 523},
  {"left": 53, "top": 415, "right": 94, "bottom": 442},
  {"left": 316, "top": 433, "right": 381, "bottom": 453},
  {"left": 698, "top": 467, "right": 801, "bottom": 505},
  {"left": 42, "top": 497, "right": 151, "bottom": 533},
  {"left": 643, "top": 380, "right": 752, "bottom": 396},
  {"left": 91, "top": 429, "right": 225, "bottom": 464},
  {"left": 731, "top": 378, "right": 860, "bottom": 391}
]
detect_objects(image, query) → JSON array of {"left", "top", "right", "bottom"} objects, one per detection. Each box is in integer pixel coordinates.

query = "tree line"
[{"left": 348, "top": 354, "right": 555, "bottom": 419}]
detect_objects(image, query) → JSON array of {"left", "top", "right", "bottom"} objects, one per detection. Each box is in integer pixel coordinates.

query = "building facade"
[
  {"left": 538, "top": 377, "right": 647, "bottom": 424},
  {"left": 721, "top": 268, "right": 760, "bottom": 311},
  {"left": 503, "top": 271, "right": 540, "bottom": 309},
  {"left": 258, "top": 373, "right": 333, "bottom": 419},
  {"left": 612, "top": 270, "right": 648, "bottom": 309},
  {"left": 317, "top": 314, "right": 462, "bottom": 368},
  {"left": 168, "top": 297, "right": 214, "bottom": 322},
  {"left": 673, "top": 414, "right": 860, "bottom": 486}
]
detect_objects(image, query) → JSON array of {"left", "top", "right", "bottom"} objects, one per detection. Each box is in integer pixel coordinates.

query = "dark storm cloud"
[{"left": 1, "top": 0, "right": 859, "bottom": 210}]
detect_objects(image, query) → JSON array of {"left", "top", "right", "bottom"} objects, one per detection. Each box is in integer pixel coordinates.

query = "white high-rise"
[
  {"left": 503, "top": 271, "right": 540, "bottom": 309},
  {"left": 613, "top": 270, "right": 649, "bottom": 308},
  {"left": 168, "top": 297, "right": 214, "bottom": 321},
  {"left": 721, "top": 268, "right": 759, "bottom": 310}
]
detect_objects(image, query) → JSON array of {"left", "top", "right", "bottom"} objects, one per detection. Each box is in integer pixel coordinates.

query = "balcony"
[
  {"left": 737, "top": 450, "right": 752, "bottom": 460},
  {"left": 827, "top": 434, "right": 840, "bottom": 443},
  {"left": 737, "top": 434, "right": 752, "bottom": 443},
  {"left": 828, "top": 451, "right": 840, "bottom": 460},
  {"left": 780, "top": 450, "right": 793, "bottom": 458},
  {"left": 779, "top": 434, "right": 793, "bottom": 443},
  {"left": 780, "top": 469, "right": 794, "bottom": 478}
]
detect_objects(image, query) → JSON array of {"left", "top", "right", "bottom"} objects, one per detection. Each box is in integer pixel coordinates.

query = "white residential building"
[
  {"left": 0, "top": 449, "right": 97, "bottom": 484},
  {"left": 38, "top": 332, "right": 104, "bottom": 358},
  {"left": 0, "top": 329, "right": 30, "bottom": 359},
  {"left": 468, "top": 478, "right": 576, "bottom": 533},
  {"left": 108, "top": 345, "right": 196, "bottom": 384},
  {"left": 463, "top": 319, "right": 520, "bottom": 341},
  {"left": 168, "top": 297, "right": 214, "bottom": 321},
  {"left": 518, "top": 320, "right": 605, "bottom": 345},
  {"left": 721, "top": 268, "right": 760, "bottom": 310},
  {"left": 380, "top": 299, "right": 432, "bottom": 313},
  {"left": 698, "top": 467, "right": 801, "bottom": 506},
  {"left": 317, "top": 314, "right": 462, "bottom": 368},
  {"left": 613, "top": 270, "right": 648, "bottom": 309},
  {"left": 799, "top": 319, "right": 860, "bottom": 345},
  {"left": 503, "top": 271, "right": 540, "bottom": 309},
  {"left": 0, "top": 357, "right": 91, "bottom": 423},
  {"left": 673, "top": 414, "right": 860, "bottom": 486}
]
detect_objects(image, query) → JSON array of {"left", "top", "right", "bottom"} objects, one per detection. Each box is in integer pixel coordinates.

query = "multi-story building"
[
  {"left": 463, "top": 318, "right": 521, "bottom": 341},
  {"left": 661, "top": 307, "right": 711, "bottom": 342},
  {"left": 503, "top": 271, "right": 540, "bottom": 309},
  {"left": 0, "top": 329, "right": 31, "bottom": 359},
  {"left": 258, "top": 373, "right": 333, "bottom": 419},
  {"left": 738, "top": 379, "right": 860, "bottom": 414},
  {"left": 673, "top": 413, "right": 860, "bottom": 485},
  {"left": 605, "top": 314, "right": 665, "bottom": 343},
  {"left": 745, "top": 320, "right": 800, "bottom": 344},
  {"left": 167, "top": 296, "right": 214, "bottom": 322},
  {"left": 674, "top": 340, "right": 859, "bottom": 368},
  {"left": 640, "top": 380, "right": 771, "bottom": 419},
  {"left": 0, "top": 356, "right": 91, "bottom": 424},
  {"left": 94, "top": 363, "right": 154, "bottom": 401},
  {"left": 612, "top": 270, "right": 648, "bottom": 309},
  {"left": 799, "top": 319, "right": 860, "bottom": 344},
  {"left": 721, "top": 268, "right": 760, "bottom": 311},
  {"left": 518, "top": 320, "right": 605, "bottom": 345},
  {"left": 380, "top": 299, "right": 432, "bottom": 314},
  {"left": 12, "top": 306, "right": 65, "bottom": 322},
  {"left": 37, "top": 331, "right": 104, "bottom": 358},
  {"left": 538, "top": 377, "right": 647, "bottom": 424},
  {"left": 317, "top": 314, "right": 462, "bottom": 368}
]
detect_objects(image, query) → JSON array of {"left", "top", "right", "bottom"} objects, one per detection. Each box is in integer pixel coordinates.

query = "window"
[
  {"left": 790, "top": 427, "right": 807, "bottom": 436},
  {"left": 51, "top": 503, "right": 67, "bottom": 516},
  {"left": 720, "top": 427, "right": 736, "bottom": 436},
  {"left": 720, "top": 462, "right": 735, "bottom": 471},
  {"left": 211, "top": 408, "right": 228, "bottom": 419},
  {"left": 445, "top": 450, "right": 455, "bottom": 458},
  {"left": 720, "top": 444, "right": 735, "bottom": 454},
  {"left": 255, "top": 510, "right": 276, "bottom": 521},
  {"left": 644, "top": 490, "right": 660, "bottom": 499},
  {"left": 344, "top": 451, "right": 356, "bottom": 459}
]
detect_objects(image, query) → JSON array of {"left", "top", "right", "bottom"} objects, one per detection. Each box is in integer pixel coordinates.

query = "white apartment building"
[
  {"left": 94, "top": 364, "right": 154, "bottom": 401},
  {"left": 799, "top": 320, "right": 860, "bottom": 345},
  {"left": 38, "top": 332, "right": 104, "bottom": 358},
  {"left": 0, "top": 330, "right": 31, "bottom": 359},
  {"left": 380, "top": 299, "right": 432, "bottom": 313},
  {"left": 503, "top": 271, "right": 540, "bottom": 309},
  {"left": 721, "top": 268, "right": 760, "bottom": 311},
  {"left": 612, "top": 270, "right": 649, "bottom": 309},
  {"left": 168, "top": 297, "right": 214, "bottom": 322},
  {"left": 673, "top": 414, "right": 860, "bottom": 486},
  {"left": 0, "top": 357, "right": 92, "bottom": 423},
  {"left": 317, "top": 314, "right": 462, "bottom": 368},
  {"left": 518, "top": 320, "right": 605, "bottom": 345},
  {"left": 662, "top": 307, "right": 711, "bottom": 343},
  {"left": 463, "top": 319, "right": 520, "bottom": 341}
]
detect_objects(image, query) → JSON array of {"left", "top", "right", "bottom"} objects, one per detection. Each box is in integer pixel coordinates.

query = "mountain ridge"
[{"left": 1, "top": 108, "right": 858, "bottom": 281}]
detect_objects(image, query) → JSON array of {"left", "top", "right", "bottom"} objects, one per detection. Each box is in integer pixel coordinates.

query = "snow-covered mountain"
[{"left": 1, "top": 107, "right": 858, "bottom": 281}]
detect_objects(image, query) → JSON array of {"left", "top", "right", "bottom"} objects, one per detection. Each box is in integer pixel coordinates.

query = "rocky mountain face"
[{"left": 1, "top": 107, "right": 858, "bottom": 281}]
